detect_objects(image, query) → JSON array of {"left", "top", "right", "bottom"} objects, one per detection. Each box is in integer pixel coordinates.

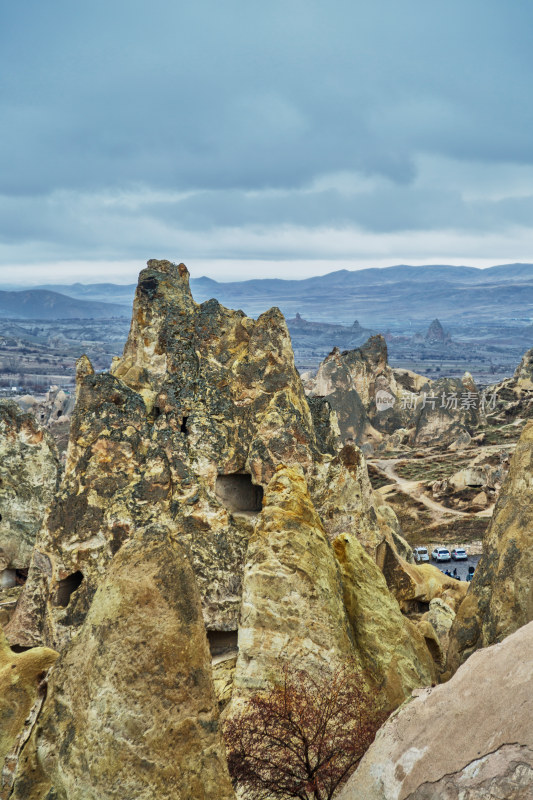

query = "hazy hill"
[
  {"left": 8, "top": 262, "right": 533, "bottom": 325},
  {"left": 0, "top": 289, "right": 130, "bottom": 320}
]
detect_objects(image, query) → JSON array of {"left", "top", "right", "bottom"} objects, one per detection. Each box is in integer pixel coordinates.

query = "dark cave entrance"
[
  {"left": 215, "top": 473, "right": 263, "bottom": 513},
  {"left": 55, "top": 571, "right": 84, "bottom": 607},
  {"left": 207, "top": 630, "right": 239, "bottom": 660}
]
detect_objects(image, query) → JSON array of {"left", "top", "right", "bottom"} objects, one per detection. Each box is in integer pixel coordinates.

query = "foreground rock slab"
[{"left": 338, "top": 620, "right": 533, "bottom": 800}]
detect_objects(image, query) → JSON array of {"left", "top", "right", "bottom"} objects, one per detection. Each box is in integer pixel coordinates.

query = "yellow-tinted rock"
[
  {"left": 380, "top": 541, "right": 467, "bottom": 614},
  {"left": 13, "top": 533, "right": 235, "bottom": 800},
  {"left": 230, "top": 465, "right": 355, "bottom": 702},
  {"left": 8, "top": 260, "right": 396, "bottom": 652},
  {"left": 0, "top": 627, "right": 57, "bottom": 772},
  {"left": 333, "top": 533, "right": 435, "bottom": 709},
  {"left": 0, "top": 401, "right": 59, "bottom": 572},
  {"left": 448, "top": 420, "right": 533, "bottom": 672}
]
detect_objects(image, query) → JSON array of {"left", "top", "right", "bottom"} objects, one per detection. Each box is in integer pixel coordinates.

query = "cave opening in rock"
[
  {"left": 207, "top": 630, "right": 238, "bottom": 660},
  {"left": 215, "top": 473, "right": 263, "bottom": 513},
  {"left": 55, "top": 571, "right": 84, "bottom": 607},
  {"left": 180, "top": 416, "right": 188, "bottom": 435},
  {"left": 15, "top": 568, "right": 28, "bottom": 585}
]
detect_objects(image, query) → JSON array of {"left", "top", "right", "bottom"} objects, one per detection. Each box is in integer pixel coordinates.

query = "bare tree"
[{"left": 223, "top": 664, "right": 385, "bottom": 800}]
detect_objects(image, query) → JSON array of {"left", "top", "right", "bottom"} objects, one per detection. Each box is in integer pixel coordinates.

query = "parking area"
[{"left": 434, "top": 554, "right": 481, "bottom": 581}]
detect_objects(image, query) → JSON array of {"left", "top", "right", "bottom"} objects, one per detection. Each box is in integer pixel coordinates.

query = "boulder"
[{"left": 338, "top": 620, "right": 533, "bottom": 800}]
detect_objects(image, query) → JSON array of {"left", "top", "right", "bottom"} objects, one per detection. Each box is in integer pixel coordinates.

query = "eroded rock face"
[
  {"left": 0, "top": 401, "right": 59, "bottom": 575},
  {"left": 229, "top": 465, "right": 355, "bottom": 703},
  {"left": 304, "top": 341, "right": 484, "bottom": 449},
  {"left": 8, "top": 260, "right": 390, "bottom": 650},
  {"left": 17, "top": 387, "right": 76, "bottom": 457},
  {"left": 0, "top": 627, "right": 57, "bottom": 786},
  {"left": 5, "top": 260, "right": 439, "bottom": 795},
  {"left": 410, "top": 373, "right": 484, "bottom": 446},
  {"left": 447, "top": 420, "right": 533, "bottom": 672},
  {"left": 338, "top": 620, "right": 533, "bottom": 800},
  {"left": 379, "top": 540, "right": 467, "bottom": 616},
  {"left": 10, "top": 534, "right": 235, "bottom": 800},
  {"left": 304, "top": 336, "right": 406, "bottom": 442},
  {"left": 332, "top": 533, "right": 435, "bottom": 710}
]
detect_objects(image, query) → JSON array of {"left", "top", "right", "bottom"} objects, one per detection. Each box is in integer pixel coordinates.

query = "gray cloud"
[{"left": 1, "top": 1, "right": 533, "bottom": 281}]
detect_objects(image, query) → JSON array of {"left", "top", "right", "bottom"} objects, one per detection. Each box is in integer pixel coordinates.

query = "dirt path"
[{"left": 371, "top": 456, "right": 494, "bottom": 520}]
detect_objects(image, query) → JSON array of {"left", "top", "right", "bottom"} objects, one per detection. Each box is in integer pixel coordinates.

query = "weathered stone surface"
[
  {"left": 304, "top": 337, "right": 407, "bottom": 441},
  {"left": 447, "top": 420, "right": 533, "bottom": 672},
  {"left": 411, "top": 373, "right": 484, "bottom": 446},
  {"left": 332, "top": 533, "right": 435, "bottom": 710},
  {"left": 338, "top": 620, "right": 533, "bottom": 800},
  {"left": 0, "top": 401, "right": 59, "bottom": 573},
  {"left": 229, "top": 465, "right": 355, "bottom": 703},
  {"left": 420, "top": 598, "right": 455, "bottom": 663},
  {"left": 17, "top": 387, "right": 76, "bottom": 457},
  {"left": 5, "top": 260, "right": 438, "bottom": 794},
  {"left": 380, "top": 540, "right": 467, "bottom": 615},
  {"left": 8, "top": 260, "right": 392, "bottom": 649},
  {"left": 0, "top": 627, "right": 57, "bottom": 781},
  {"left": 11, "top": 534, "right": 235, "bottom": 800}
]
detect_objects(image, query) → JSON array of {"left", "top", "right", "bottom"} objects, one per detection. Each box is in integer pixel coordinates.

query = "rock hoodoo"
[{"left": 4, "top": 260, "right": 451, "bottom": 795}]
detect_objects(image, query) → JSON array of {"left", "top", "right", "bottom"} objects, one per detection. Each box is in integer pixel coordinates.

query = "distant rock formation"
[
  {"left": 488, "top": 347, "right": 533, "bottom": 423},
  {"left": 425, "top": 317, "right": 451, "bottom": 343},
  {"left": 447, "top": 420, "right": 533, "bottom": 672},
  {"left": 304, "top": 337, "right": 484, "bottom": 448},
  {"left": 339, "top": 620, "right": 533, "bottom": 800},
  {"left": 17, "top": 386, "right": 76, "bottom": 456},
  {"left": 411, "top": 372, "right": 485, "bottom": 446},
  {"left": 0, "top": 401, "right": 59, "bottom": 584},
  {"left": 304, "top": 336, "right": 409, "bottom": 443}
]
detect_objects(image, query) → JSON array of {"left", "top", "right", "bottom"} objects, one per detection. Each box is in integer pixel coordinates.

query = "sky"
[{"left": 2, "top": 1, "right": 533, "bottom": 285}]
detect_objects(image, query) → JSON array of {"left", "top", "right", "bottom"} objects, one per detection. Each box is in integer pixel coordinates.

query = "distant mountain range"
[
  {"left": 0, "top": 289, "right": 129, "bottom": 320},
  {"left": 3, "top": 263, "right": 533, "bottom": 324}
]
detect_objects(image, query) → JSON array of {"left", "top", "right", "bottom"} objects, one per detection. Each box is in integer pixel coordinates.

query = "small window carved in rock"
[
  {"left": 207, "top": 630, "right": 238, "bottom": 660},
  {"left": 180, "top": 416, "right": 188, "bottom": 435},
  {"left": 215, "top": 473, "right": 263, "bottom": 513},
  {"left": 55, "top": 571, "right": 84, "bottom": 607}
]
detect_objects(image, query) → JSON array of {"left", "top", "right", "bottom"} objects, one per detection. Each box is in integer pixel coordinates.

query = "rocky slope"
[
  {"left": 7, "top": 260, "right": 413, "bottom": 651},
  {"left": 447, "top": 419, "right": 533, "bottom": 672},
  {"left": 0, "top": 401, "right": 59, "bottom": 586},
  {"left": 339, "top": 620, "right": 533, "bottom": 800}
]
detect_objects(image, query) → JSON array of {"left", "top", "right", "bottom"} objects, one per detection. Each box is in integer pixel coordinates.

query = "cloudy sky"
[{"left": 2, "top": 1, "right": 533, "bottom": 284}]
